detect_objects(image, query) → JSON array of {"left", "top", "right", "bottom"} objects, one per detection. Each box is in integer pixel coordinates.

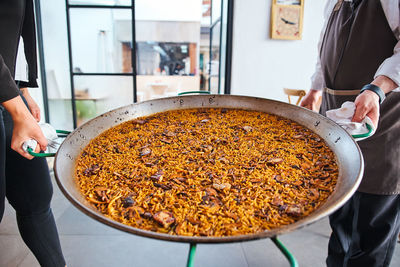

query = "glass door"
[
  {"left": 38, "top": 0, "right": 232, "bottom": 128},
  {"left": 134, "top": 0, "right": 214, "bottom": 100}
]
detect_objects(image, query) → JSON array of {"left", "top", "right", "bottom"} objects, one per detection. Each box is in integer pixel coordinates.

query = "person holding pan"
[
  {"left": 0, "top": 0, "right": 66, "bottom": 266},
  {"left": 301, "top": 0, "right": 400, "bottom": 266}
]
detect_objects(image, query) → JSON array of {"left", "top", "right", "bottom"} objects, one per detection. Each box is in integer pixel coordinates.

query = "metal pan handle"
[{"left": 27, "top": 130, "right": 71, "bottom": 157}]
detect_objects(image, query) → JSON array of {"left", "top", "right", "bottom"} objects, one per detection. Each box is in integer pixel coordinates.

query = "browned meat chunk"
[
  {"left": 153, "top": 211, "right": 176, "bottom": 228},
  {"left": 272, "top": 196, "right": 284, "bottom": 207},
  {"left": 268, "top": 158, "right": 284, "bottom": 165},
  {"left": 139, "top": 147, "right": 152, "bottom": 156},
  {"left": 286, "top": 205, "right": 302, "bottom": 217},
  {"left": 84, "top": 164, "right": 100, "bottom": 176},
  {"left": 132, "top": 119, "right": 146, "bottom": 125},
  {"left": 122, "top": 196, "right": 135, "bottom": 208}
]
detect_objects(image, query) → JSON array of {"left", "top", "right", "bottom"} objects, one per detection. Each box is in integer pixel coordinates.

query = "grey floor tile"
[
  {"left": 392, "top": 244, "right": 400, "bottom": 266},
  {"left": 0, "top": 202, "right": 19, "bottom": 235},
  {"left": 241, "top": 239, "right": 290, "bottom": 267},
  {"left": 56, "top": 205, "right": 125, "bottom": 236},
  {"left": 240, "top": 219, "right": 331, "bottom": 267},
  {"left": 58, "top": 235, "right": 187, "bottom": 267},
  {"left": 279, "top": 230, "right": 329, "bottom": 267},
  {"left": 194, "top": 243, "right": 248, "bottom": 267},
  {"left": 50, "top": 174, "right": 73, "bottom": 222},
  {"left": 300, "top": 217, "right": 331, "bottom": 238},
  {"left": 0, "top": 235, "right": 30, "bottom": 267},
  {"left": 17, "top": 253, "right": 40, "bottom": 267}
]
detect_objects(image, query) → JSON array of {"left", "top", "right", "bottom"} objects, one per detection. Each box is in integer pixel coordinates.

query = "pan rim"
[{"left": 53, "top": 94, "right": 364, "bottom": 243}]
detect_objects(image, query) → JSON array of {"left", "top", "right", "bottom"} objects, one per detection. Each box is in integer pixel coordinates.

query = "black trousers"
[
  {"left": 0, "top": 106, "right": 5, "bottom": 219},
  {"left": 0, "top": 104, "right": 65, "bottom": 267},
  {"left": 327, "top": 191, "right": 400, "bottom": 267}
]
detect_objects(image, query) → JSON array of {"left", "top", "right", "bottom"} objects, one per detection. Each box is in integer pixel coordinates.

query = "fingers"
[
  {"left": 11, "top": 138, "right": 45, "bottom": 160},
  {"left": 303, "top": 104, "right": 313, "bottom": 110},
  {"left": 351, "top": 91, "right": 380, "bottom": 128},
  {"left": 300, "top": 102, "right": 308, "bottom": 108},
  {"left": 21, "top": 151, "right": 34, "bottom": 160},
  {"left": 25, "top": 95, "right": 41, "bottom": 122},
  {"left": 351, "top": 105, "right": 367, "bottom": 123},
  {"left": 352, "top": 109, "right": 379, "bottom": 128},
  {"left": 10, "top": 115, "right": 47, "bottom": 159},
  {"left": 300, "top": 90, "right": 322, "bottom": 111},
  {"left": 301, "top": 101, "right": 317, "bottom": 111},
  {"left": 35, "top": 134, "right": 48, "bottom": 151},
  {"left": 11, "top": 142, "right": 34, "bottom": 160},
  {"left": 366, "top": 108, "right": 379, "bottom": 128},
  {"left": 12, "top": 137, "right": 46, "bottom": 160},
  {"left": 34, "top": 143, "right": 41, "bottom": 153},
  {"left": 29, "top": 105, "right": 41, "bottom": 122},
  {"left": 33, "top": 109, "right": 41, "bottom": 122},
  {"left": 300, "top": 97, "right": 313, "bottom": 110}
]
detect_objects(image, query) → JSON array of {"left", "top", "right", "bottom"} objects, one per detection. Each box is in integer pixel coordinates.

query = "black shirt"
[{"left": 0, "top": 0, "right": 38, "bottom": 103}]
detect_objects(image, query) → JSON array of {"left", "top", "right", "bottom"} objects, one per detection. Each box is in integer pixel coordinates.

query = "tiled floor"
[{"left": 1, "top": 170, "right": 399, "bottom": 267}]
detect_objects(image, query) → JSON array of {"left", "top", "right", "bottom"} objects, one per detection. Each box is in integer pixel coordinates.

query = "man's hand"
[
  {"left": 352, "top": 75, "right": 398, "bottom": 128},
  {"left": 2, "top": 96, "right": 47, "bottom": 159},
  {"left": 351, "top": 90, "right": 380, "bottom": 128},
  {"left": 300, "top": 89, "right": 322, "bottom": 112},
  {"left": 21, "top": 88, "right": 40, "bottom": 122}
]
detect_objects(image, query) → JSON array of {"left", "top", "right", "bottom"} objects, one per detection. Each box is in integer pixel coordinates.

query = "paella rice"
[{"left": 75, "top": 108, "right": 338, "bottom": 237}]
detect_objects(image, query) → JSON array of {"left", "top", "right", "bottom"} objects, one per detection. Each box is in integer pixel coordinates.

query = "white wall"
[
  {"left": 41, "top": 0, "right": 71, "bottom": 99},
  {"left": 135, "top": 0, "right": 202, "bottom": 22},
  {"left": 231, "top": 0, "right": 326, "bottom": 102}
]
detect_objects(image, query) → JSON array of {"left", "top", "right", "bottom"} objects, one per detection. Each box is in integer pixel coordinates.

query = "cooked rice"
[{"left": 75, "top": 108, "right": 338, "bottom": 237}]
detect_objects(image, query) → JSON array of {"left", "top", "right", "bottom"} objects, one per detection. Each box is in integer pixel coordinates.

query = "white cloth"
[
  {"left": 326, "top": 101, "right": 376, "bottom": 141},
  {"left": 22, "top": 123, "right": 58, "bottom": 152},
  {"left": 14, "top": 38, "right": 28, "bottom": 83},
  {"left": 311, "top": 0, "right": 400, "bottom": 91}
]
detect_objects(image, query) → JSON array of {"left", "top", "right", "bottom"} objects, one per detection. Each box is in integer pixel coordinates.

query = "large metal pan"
[{"left": 53, "top": 95, "right": 363, "bottom": 243}]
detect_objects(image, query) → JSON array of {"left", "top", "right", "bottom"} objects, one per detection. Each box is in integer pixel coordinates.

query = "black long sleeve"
[
  {"left": 0, "top": 54, "right": 19, "bottom": 103},
  {"left": 0, "top": 0, "right": 38, "bottom": 101}
]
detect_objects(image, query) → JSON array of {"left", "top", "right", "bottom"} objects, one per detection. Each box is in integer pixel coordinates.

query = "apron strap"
[{"left": 323, "top": 87, "right": 360, "bottom": 96}]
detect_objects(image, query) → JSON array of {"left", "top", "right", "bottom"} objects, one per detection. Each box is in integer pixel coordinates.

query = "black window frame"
[{"left": 35, "top": 0, "right": 234, "bottom": 128}]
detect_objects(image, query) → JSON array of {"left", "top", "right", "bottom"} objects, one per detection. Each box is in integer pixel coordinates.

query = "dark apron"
[{"left": 319, "top": 0, "right": 400, "bottom": 194}]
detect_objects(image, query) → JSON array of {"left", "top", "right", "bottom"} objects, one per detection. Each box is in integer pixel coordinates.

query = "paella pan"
[{"left": 52, "top": 95, "right": 363, "bottom": 243}]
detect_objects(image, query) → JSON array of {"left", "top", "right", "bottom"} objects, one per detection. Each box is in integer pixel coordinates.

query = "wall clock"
[{"left": 270, "top": 0, "right": 304, "bottom": 40}]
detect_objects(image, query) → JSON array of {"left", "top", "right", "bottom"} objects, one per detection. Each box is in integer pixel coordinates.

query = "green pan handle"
[
  {"left": 27, "top": 147, "right": 55, "bottom": 158},
  {"left": 186, "top": 243, "right": 197, "bottom": 267},
  {"left": 351, "top": 123, "right": 374, "bottom": 140},
  {"left": 271, "top": 237, "right": 299, "bottom": 267},
  {"left": 27, "top": 130, "right": 71, "bottom": 158},
  {"left": 178, "top": 91, "right": 211, "bottom": 96},
  {"left": 55, "top": 129, "right": 71, "bottom": 137}
]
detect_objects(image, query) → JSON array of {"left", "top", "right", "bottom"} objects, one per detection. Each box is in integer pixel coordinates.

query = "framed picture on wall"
[{"left": 270, "top": 0, "right": 304, "bottom": 40}]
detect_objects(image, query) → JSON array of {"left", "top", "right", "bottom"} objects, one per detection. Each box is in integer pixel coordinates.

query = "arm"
[
  {"left": 0, "top": 55, "right": 19, "bottom": 102},
  {"left": 351, "top": 1, "right": 400, "bottom": 127},
  {"left": 300, "top": 36, "right": 324, "bottom": 111},
  {"left": 20, "top": 87, "right": 41, "bottom": 122},
  {"left": 351, "top": 23, "right": 400, "bottom": 127},
  {"left": 351, "top": 75, "right": 398, "bottom": 127},
  {"left": 2, "top": 97, "right": 47, "bottom": 159},
  {"left": 0, "top": 55, "right": 46, "bottom": 159},
  {"left": 300, "top": 1, "right": 336, "bottom": 111}
]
